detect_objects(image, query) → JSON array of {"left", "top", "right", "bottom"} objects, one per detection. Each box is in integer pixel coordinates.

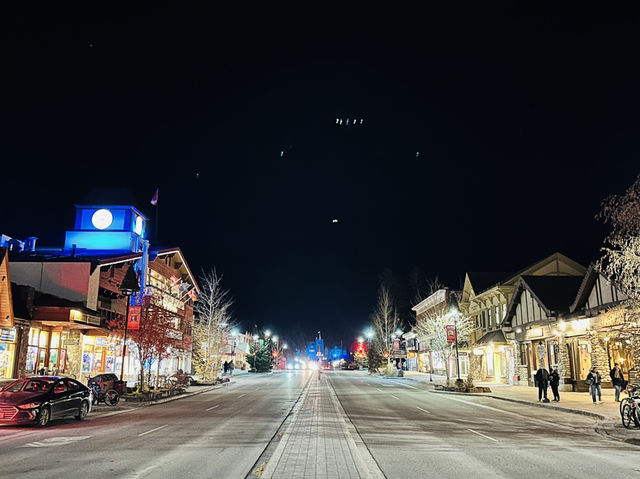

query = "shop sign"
[
  {"left": 0, "top": 328, "right": 16, "bottom": 342},
  {"left": 446, "top": 325, "right": 456, "bottom": 343},
  {"left": 600, "top": 315, "right": 623, "bottom": 328},
  {"left": 472, "top": 348, "right": 484, "bottom": 355},
  {"left": 526, "top": 328, "right": 543, "bottom": 339},
  {"left": 95, "top": 338, "right": 109, "bottom": 347},
  {"left": 166, "top": 329, "right": 183, "bottom": 340},
  {"left": 71, "top": 310, "right": 101, "bottom": 327},
  {"left": 128, "top": 306, "right": 141, "bottom": 330}
]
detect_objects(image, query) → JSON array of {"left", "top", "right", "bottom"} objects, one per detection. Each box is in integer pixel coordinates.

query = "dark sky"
[{"left": 2, "top": 5, "right": 640, "bottom": 349}]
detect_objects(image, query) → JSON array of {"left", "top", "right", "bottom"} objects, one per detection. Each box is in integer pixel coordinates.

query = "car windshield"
[{"left": 3, "top": 379, "right": 54, "bottom": 393}]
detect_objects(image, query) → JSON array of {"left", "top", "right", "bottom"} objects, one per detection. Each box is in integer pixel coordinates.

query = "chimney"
[{"left": 24, "top": 237, "right": 37, "bottom": 252}]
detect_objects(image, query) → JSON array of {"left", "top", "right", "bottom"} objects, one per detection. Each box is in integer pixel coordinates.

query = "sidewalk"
[
  {"left": 402, "top": 371, "right": 621, "bottom": 422},
  {"left": 262, "top": 375, "right": 383, "bottom": 479}
]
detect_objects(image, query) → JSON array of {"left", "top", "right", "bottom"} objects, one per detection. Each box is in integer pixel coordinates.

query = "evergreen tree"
[{"left": 251, "top": 339, "right": 273, "bottom": 373}]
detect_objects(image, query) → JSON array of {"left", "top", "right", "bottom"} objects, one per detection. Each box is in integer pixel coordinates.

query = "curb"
[
  {"left": 429, "top": 388, "right": 607, "bottom": 420},
  {"left": 595, "top": 426, "right": 640, "bottom": 447},
  {"left": 90, "top": 383, "right": 229, "bottom": 417}
]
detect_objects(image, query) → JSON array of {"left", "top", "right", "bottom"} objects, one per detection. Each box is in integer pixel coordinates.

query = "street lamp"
[
  {"left": 449, "top": 305, "right": 463, "bottom": 387},
  {"left": 118, "top": 265, "right": 140, "bottom": 382}
]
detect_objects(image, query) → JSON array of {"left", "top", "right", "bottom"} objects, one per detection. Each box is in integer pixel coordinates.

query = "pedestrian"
[
  {"left": 223, "top": 361, "right": 229, "bottom": 375},
  {"left": 609, "top": 363, "right": 626, "bottom": 402},
  {"left": 534, "top": 367, "right": 549, "bottom": 402},
  {"left": 549, "top": 367, "right": 560, "bottom": 402},
  {"left": 586, "top": 367, "right": 603, "bottom": 404},
  {"left": 229, "top": 361, "right": 234, "bottom": 375}
]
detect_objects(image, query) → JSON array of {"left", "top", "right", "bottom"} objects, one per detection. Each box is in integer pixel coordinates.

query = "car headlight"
[{"left": 17, "top": 402, "right": 42, "bottom": 409}]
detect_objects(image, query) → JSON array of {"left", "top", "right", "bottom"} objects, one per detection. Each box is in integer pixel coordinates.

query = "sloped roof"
[
  {"left": 569, "top": 263, "right": 598, "bottom": 313},
  {"left": 467, "top": 272, "right": 512, "bottom": 294},
  {"left": 520, "top": 275, "right": 584, "bottom": 313},
  {"left": 476, "top": 329, "right": 507, "bottom": 345}
]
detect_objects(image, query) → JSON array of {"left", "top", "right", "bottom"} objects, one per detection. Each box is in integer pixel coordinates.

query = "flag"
[{"left": 150, "top": 188, "right": 159, "bottom": 206}]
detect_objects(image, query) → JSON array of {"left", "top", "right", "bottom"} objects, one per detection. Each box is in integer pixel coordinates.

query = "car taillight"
[{"left": 17, "top": 402, "right": 41, "bottom": 409}]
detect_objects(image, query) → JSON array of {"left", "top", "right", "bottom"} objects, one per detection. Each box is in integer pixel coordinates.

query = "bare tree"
[
  {"left": 370, "top": 283, "right": 399, "bottom": 366},
  {"left": 596, "top": 176, "right": 640, "bottom": 372},
  {"left": 192, "top": 269, "right": 234, "bottom": 382},
  {"left": 413, "top": 282, "right": 473, "bottom": 385}
]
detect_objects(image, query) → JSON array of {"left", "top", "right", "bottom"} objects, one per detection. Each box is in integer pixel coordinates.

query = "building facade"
[
  {"left": 5, "top": 203, "right": 199, "bottom": 384},
  {"left": 460, "top": 253, "right": 586, "bottom": 385}
]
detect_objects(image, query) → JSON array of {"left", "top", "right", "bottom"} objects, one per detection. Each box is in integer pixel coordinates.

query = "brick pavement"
[{"left": 262, "top": 373, "right": 383, "bottom": 479}]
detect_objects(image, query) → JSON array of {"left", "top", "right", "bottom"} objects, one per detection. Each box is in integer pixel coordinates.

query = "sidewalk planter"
[
  {"left": 123, "top": 387, "right": 187, "bottom": 402},
  {"left": 435, "top": 384, "right": 492, "bottom": 393}
]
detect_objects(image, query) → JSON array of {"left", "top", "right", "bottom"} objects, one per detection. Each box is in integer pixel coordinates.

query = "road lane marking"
[
  {"left": 416, "top": 406, "right": 430, "bottom": 414},
  {"left": 375, "top": 388, "right": 383, "bottom": 392},
  {"left": 467, "top": 428, "right": 498, "bottom": 442},
  {"left": 391, "top": 395, "right": 400, "bottom": 400},
  {"left": 138, "top": 424, "right": 168, "bottom": 437},
  {"left": 20, "top": 436, "right": 91, "bottom": 448},
  {"left": 237, "top": 394, "right": 246, "bottom": 398},
  {"left": 206, "top": 404, "right": 220, "bottom": 411},
  {"left": 444, "top": 395, "right": 574, "bottom": 430}
]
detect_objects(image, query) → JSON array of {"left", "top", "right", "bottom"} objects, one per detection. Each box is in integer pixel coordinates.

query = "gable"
[{"left": 585, "top": 273, "right": 627, "bottom": 311}]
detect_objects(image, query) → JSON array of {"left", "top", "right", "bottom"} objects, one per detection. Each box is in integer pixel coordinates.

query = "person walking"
[
  {"left": 223, "top": 360, "right": 229, "bottom": 375},
  {"left": 535, "top": 367, "right": 549, "bottom": 402},
  {"left": 609, "top": 363, "right": 626, "bottom": 402},
  {"left": 587, "top": 367, "right": 603, "bottom": 404},
  {"left": 549, "top": 367, "right": 560, "bottom": 402}
]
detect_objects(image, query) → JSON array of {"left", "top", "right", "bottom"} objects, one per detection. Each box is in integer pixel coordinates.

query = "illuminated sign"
[
  {"left": 91, "top": 209, "right": 114, "bottom": 230},
  {"left": 134, "top": 216, "right": 143, "bottom": 235}
]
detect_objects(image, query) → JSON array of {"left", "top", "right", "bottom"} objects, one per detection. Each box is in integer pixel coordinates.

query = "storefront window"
[
  {"left": 26, "top": 346, "right": 38, "bottom": 373},
  {"left": 0, "top": 342, "right": 15, "bottom": 378}
]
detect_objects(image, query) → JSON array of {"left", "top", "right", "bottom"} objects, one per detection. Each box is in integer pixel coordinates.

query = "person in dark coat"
[
  {"left": 586, "top": 367, "right": 603, "bottom": 404},
  {"left": 609, "top": 363, "right": 626, "bottom": 402},
  {"left": 534, "top": 367, "right": 549, "bottom": 402},
  {"left": 549, "top": 367, "right": 560, "bottom": 402}
]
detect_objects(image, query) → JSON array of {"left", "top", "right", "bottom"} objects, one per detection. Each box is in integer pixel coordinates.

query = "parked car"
[{"left": 0, "top": 377, "right": 91, "bottom": 427}]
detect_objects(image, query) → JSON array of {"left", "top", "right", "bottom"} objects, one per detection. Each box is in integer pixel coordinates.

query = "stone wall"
[
  {"left": 65, "top": 329, "right": 83, "bottom": 380},
  {"left": 589, "top": 332, "right": 610, "bottom": 373}
]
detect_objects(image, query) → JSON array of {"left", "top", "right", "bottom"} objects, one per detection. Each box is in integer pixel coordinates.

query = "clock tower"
[{"left": 63, "top": 205, "right": 148, "bottom": 253}]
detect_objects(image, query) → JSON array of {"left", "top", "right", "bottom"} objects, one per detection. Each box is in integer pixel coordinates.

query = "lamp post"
[
  {"left": 119, "top": 265, "right": 140, "bottom": 382},
  {"left": 449, "top": 305, "right": 464, "bottom": 388}
]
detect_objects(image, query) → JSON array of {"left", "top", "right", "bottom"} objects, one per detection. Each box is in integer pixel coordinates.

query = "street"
[{"left": 1, "top": 371, "right": 639, "bottom": 479}]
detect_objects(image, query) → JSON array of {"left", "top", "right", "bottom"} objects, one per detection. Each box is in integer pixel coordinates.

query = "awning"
[{"left": 475, "top": 329, "right": 507, "bottom": 346}]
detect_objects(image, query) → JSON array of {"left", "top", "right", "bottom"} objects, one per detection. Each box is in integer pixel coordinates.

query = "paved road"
[
  {"left": 0, "top": 371, "right": 310, "bottom": 479},
  {"left": 2, "top": 370, "right": 639, "bottom": 479},
  {"left": 329, "top": 371, "right": 640, "bottom": 478}
]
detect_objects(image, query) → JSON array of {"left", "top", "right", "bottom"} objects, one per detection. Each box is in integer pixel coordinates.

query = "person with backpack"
[
  {"left": 609, "top": 363, "right": 626, "bottom": 402},
  {"left": 587, "top": 367, "right": 603, "bottom": 404},
  {"left": 534, "top": 367, "right": 550, "bottom": 402}
]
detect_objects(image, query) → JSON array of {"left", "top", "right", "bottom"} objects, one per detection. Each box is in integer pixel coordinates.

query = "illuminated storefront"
[{"left": 0, "top": 328, "right": 17, "bottom": 378}]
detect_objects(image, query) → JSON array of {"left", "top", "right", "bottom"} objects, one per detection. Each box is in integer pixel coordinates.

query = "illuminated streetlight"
[
  {"left": 283, "top": 344, "right": 288, "bottom": 349},
  {"left": 265, "top": 330, "right": 272, "bottom": 338},
  {"left": 273, "top": 335, "right": 279, "bottom": 343}
]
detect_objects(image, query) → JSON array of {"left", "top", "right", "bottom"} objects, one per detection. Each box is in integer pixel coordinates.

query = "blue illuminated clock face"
[
  {"left": 91, "top": 209, "right": 113, "bottom": 230},
  {"left": 134, "top": 216, "right": 143, "bottom": 235}
]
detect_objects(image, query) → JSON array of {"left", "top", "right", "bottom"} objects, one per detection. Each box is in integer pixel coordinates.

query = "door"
[
  {"left": 50, "top": 380, "right": 70, "bottom": 418},
  {"left": 65, "top": 379, "right": 84, "bottom": 414}
]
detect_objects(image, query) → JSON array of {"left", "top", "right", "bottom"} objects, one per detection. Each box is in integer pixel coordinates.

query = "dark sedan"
[{"left": 0, "top": 377, "right": 91, "bottom": 427}]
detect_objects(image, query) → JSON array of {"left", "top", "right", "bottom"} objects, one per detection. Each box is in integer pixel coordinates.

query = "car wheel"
[
  {"left": 76, "top": 401, "right": 89, "bottom": 421},
  {"left": 37, "top": 407, "right": 51, "bottom": 427}
]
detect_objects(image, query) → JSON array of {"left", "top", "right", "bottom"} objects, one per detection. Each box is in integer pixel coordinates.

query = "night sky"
[{"left": 2, "top": 5, "right": 640, "bottom": 349}]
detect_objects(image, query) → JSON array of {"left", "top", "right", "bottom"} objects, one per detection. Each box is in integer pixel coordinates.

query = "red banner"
[
  {"left": 446, "top": 325, "right": 456, "bottom": 343},
  {"left": 128, "top": 306, "right": 141, "bottom": 330}
]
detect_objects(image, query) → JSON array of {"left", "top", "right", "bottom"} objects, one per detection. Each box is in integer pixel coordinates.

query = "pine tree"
[{"left": 251, "top": 340, "right": 273, "bottom": 373}]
